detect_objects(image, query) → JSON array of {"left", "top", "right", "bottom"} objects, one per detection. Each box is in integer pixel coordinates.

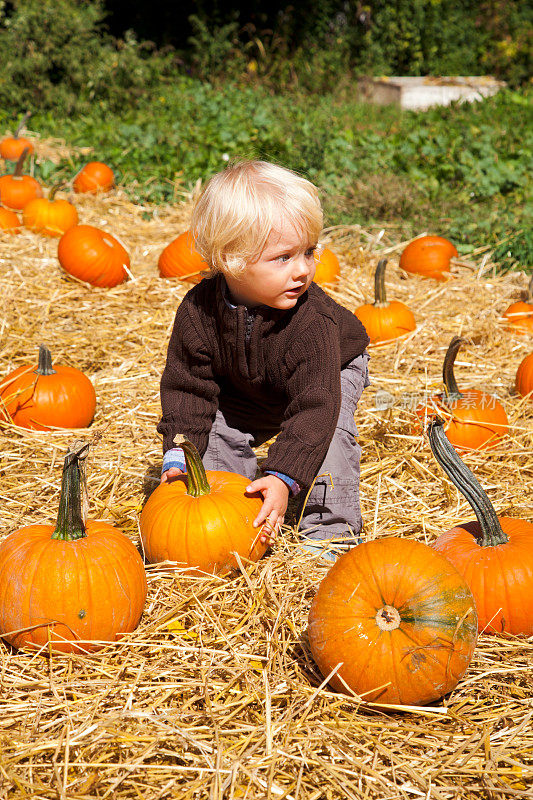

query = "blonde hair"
[{"left": 191, "top": 160, "right": 323, "bottom": 276}]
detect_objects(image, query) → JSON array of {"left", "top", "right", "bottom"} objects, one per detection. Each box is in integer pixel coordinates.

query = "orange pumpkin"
[
  {"left": 140, "top": 435, "right": 267, "bottom": 574},
  {"left": 503, "top": 274, "right": 533, "bottom": 335},
  {"left": 414, "top": 336, "right": 509, "bottom": 450},
  {"left": 308, "top": 536, "right": 477, "bottom": 706},
  {"left": 0, "top": 205, "right": 21, "bottom": 233},
  {"left": 0, "top": 442, "right": 147, "bottom": 653},
  {"left": 313, "top": 247, "right": 340, "bottom": 286},
  {"left": 23, "top": 183, "right": 78, "bottom": 237},
  {"left": 354, "top": 258, "right": 416, "bottom": 344},
  {"left": 0, "top": 112, "right": 34, "bottom": 161},
  {"left": 73, "top": 161, "right": 115, "bottom": 194},
  {"left": 0, "top": 345, "right": 96, "bottom": 430},
  {"left": 58, "top": 224, "right": 130, "bottom": 287},
  {"left": 515, "top": 352, "right": 533, "bottom": 398},
  {"left": 0, "top": 148, "right": 42, "bottom": 210},
  {"left": 429, "top": 418, "right": 533, "bottom": 635},
  {"left": 158, "top": 230, "right": 209, "bottom": 282},
  {"left": 399, "top": 235, "right": 458, "bottom": 281}
]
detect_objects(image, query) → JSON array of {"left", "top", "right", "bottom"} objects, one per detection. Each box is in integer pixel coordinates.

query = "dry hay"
[{"left": 0, "top": 174, "right": 532, "bottom": 800}]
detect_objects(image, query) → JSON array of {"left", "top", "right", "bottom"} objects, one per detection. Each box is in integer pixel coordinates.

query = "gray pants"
[{"left": 202, "top": 353, "right": 370, "bottom": 542}]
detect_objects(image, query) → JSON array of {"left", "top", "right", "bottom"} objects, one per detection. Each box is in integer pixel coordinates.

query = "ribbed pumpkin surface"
[
  {"left": 73, "top": 162, "right": 114, "bottom": 194},
  {"left": 313, "top": 247, "right": 340, "bottom": 286},
  {"left": 24, "top": 196, "right": 78, "bottom": 237},
  {"left": 0, "top": 174, "right": 43, "bottom": 210},
  {"left": 433, "top": 517, "right": 533, "bottom": 635},
  {"left": 308, "top": 537, "right": 477, "bottom": 706},
  {"left": 415, "top": 390, "right": 509, "bottom": 450},
  {"left": 158, "top": 231, "right": 208, "bottom": 282},
  {"left": 58, "top": 224, "right": 129, "bottom": 287},
  {"left": 0, "top": 362, "right": 96, "bottom": 430},
  {"left": 515, "top": 352, "right": 533, "bottom": 398},
  {"left": 354, "top": 300, "right": 415, "bottom": 344},
  {"left": 0, "top": 521, "right": 147, "bottom": 653},
  {"left": 399, "top": 236, "right": 457, "bottom": 281},
  {"left": 140, "top": 472, "right": 266, "bottom": 574}
]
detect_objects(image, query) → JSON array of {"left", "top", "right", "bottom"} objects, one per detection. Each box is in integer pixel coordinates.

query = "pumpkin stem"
[
  {"left": 35, "top": 345, "right": 56, "bottom": 376},
  {"left": 52, "top": 442, "right": 90, "bottom": 541},
  {"left": 442, "top": 336, "right": 464, "bottom": 402},
  {"left": 428, "top": 418, "right": 508, "bottom": 547},
  {"left": 173, "top": 434, "right": 211, "bottom": 497},
  {"left": 14, "top": 147, "right": 29, "bottom": 177},
  {"left": 48, "top": 182, "right": 64, "bottom": 202},
  {"left": 373, "top": 259, "right": 389, "bottom": 308},
  {"left": 15, "top": 111, "right": 31, "bottom": 139}
]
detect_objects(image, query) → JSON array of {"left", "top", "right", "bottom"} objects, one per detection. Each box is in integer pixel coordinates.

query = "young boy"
[{"left": 158, "top": 160, "right": 370, "bottom": 560}]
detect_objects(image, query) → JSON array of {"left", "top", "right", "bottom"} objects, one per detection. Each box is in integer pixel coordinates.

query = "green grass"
[{"left": 1, "top": 78, "right": 531, "bottom": 265}]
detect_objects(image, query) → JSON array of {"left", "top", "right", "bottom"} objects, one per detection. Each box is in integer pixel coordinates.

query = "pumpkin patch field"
[{"left": 0, "top": 140, "right": 532, "bottom": 799}]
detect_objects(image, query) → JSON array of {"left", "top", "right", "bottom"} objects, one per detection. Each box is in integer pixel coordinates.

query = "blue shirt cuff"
[
  {"left": 162, "top": 447, "right": 186, "bottom": 474},
  {"left": 264, "top": 470, "right": 301, "bottom": 496}
]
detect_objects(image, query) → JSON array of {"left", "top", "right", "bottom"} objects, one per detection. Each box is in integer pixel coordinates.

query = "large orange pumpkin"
[
  {"left": 308, "top": 536, "right": 477, "bottom": 706},
  {"left": 140, "top": 435, "right": 267, "bottom": 573},
  {"left": 0, "top": 204, "right": 21, "bottom": 233},
  {"left": 515, "top": 352, "right": 533, "bottom": 398},
  {"left": 313, "top": 247, "right": 340, "bottom": 286},
  {"left": 414, "top": 336, "right": 509, "bottom": 450},
  {"left": 23, "top": 183, "right": 78, "bottom": 237},
  {"left": 354, "top": 258, "right": 416, "bottom": 344},
  {"left": 429, "top": 418, "right": 533, "bottom": 636},
  {"left": 0, "top": 442, "right": 147, "bottom": 653},
  {"left": 0, "top": 345, "right": 96, "bottom": 430},
  {"left": 158, "top": 231, "right": 209, "bottom": 282},
  {"left": 58, "top": 224, "right": 130, "bottom": 287},
  {"left": 503, "top": 274, "right": 533, "bottom": 335},
  {"left": 0, "top": 113, "right": 34, "bottom": 161},
  {"left": 0, "top": 148, "right": 43, "bottom": 210},
  {"left": 399, "top": 235, "right": 458, "bottom": 281},
  {"left": 73, "top": 161, "right": 115, "bottom": 194}
]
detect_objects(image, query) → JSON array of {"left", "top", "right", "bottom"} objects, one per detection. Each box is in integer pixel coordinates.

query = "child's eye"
[
  {"left": 275, "top": 254, "right": 291, "bottom": 262},
  {"left": 305, "top": 246, "right": 317, "bottom": 257}
]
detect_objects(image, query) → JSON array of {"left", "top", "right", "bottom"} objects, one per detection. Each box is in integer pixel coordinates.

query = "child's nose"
[{"left": 293, "top": 254, "right": 312, "bottom": 278}]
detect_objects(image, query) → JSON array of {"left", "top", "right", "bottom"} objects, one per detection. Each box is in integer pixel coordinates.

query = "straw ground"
[{"left": 0, "top": 164, "right": 532, "bottom": 798}]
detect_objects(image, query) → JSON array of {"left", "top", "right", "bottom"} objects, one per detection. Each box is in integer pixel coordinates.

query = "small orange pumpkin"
[
  {"left": 515, "top": 352, "right": 533, "bottom": 398},
  {"left": 0, "top": 112, "right": 34, "bottom": 161},
  {"left": 58, "top": 224, "right": 130, "bottom": 287},
  {"left": 414, "top": 337, "right": 509, "bottom": 451},
  {"left": 23, "top": 183, "right": 78, "bottom": 237},
  {"left": 354, "top": 258, "right": 416, "bottom": 344},
  {"left": 503, "top": 274, "right": 533, "bottom": 335},
  {"left": 73, "top": 161, "right": 115, "bottom": 194},
  {"left": 313, "top": 247, "right": 340, "bottom": 286},
  {"left": 429, "top": 418, "right": 533, "bottom": 636},
  {"left": 158, "top": 230, "right": 209, "bottom": 282},
  {"left": 308, "top": 536, "right": 477, "bottom": 706},
  {"left": 140, "top": 435, "right": 267, "bottom": 574},
  {"left": 0, "top": 345, "right": 96, "bottom": 431},
  {"left": 0, "top": 148, "right": 43, "bottom": 210},
  {"left": 0, "top": 442, "right": 147, "bottom": 653},
  {"left": 0, "top": 204, "right": 21, "bottom": 233},
  {"left": 399, "top": 235, "right": 458, "bottom": 281}
]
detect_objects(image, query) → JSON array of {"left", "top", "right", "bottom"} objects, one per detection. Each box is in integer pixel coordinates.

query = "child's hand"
[
  {"left": 160, "top": 467, "right": 184, "bottom": 484},
  {"left": 246, "top": 475, "right": 290, "bottom": 545}
]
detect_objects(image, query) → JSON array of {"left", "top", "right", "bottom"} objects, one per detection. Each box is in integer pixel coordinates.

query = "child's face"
[{"left": 224, "top": 218, "right": 317, "bottom": 310}]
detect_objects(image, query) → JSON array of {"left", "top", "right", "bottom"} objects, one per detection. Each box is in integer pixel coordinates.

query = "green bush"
[{"left": 0, "top": 0, "right": 177, "bottom": 114}]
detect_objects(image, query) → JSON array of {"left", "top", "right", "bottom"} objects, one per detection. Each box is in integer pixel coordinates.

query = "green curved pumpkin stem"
[
  {"left": 373, "top": 259, "right": 389, "bottom": 308},
  {"left": 35, "top": 345, "right": 56, "bottom": 376},
  {"left": 428, "top": 418, "right": 508, "bottom": 547},
  {"left": 442, "top": 335, "right": 465, "bottom": 402},
  {"left": 48, "top": 182, "right": 64, "bottom": 202},
  {"left": 14, "top": 147, "right": 29, "bottom": 177},
  {"left": 15, "top": 111, "right": 31, "bottom": 139},
  {"left": 173, "top": 434, "right": 211, "bottom": 497},
  {"left": 52, "top": 442, "right": 90, "bottom": 541}
]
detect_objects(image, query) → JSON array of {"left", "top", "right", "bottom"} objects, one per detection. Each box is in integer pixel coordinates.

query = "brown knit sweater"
[{"left": 158, "top": 275, "right": 369, "bottom": 488}]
